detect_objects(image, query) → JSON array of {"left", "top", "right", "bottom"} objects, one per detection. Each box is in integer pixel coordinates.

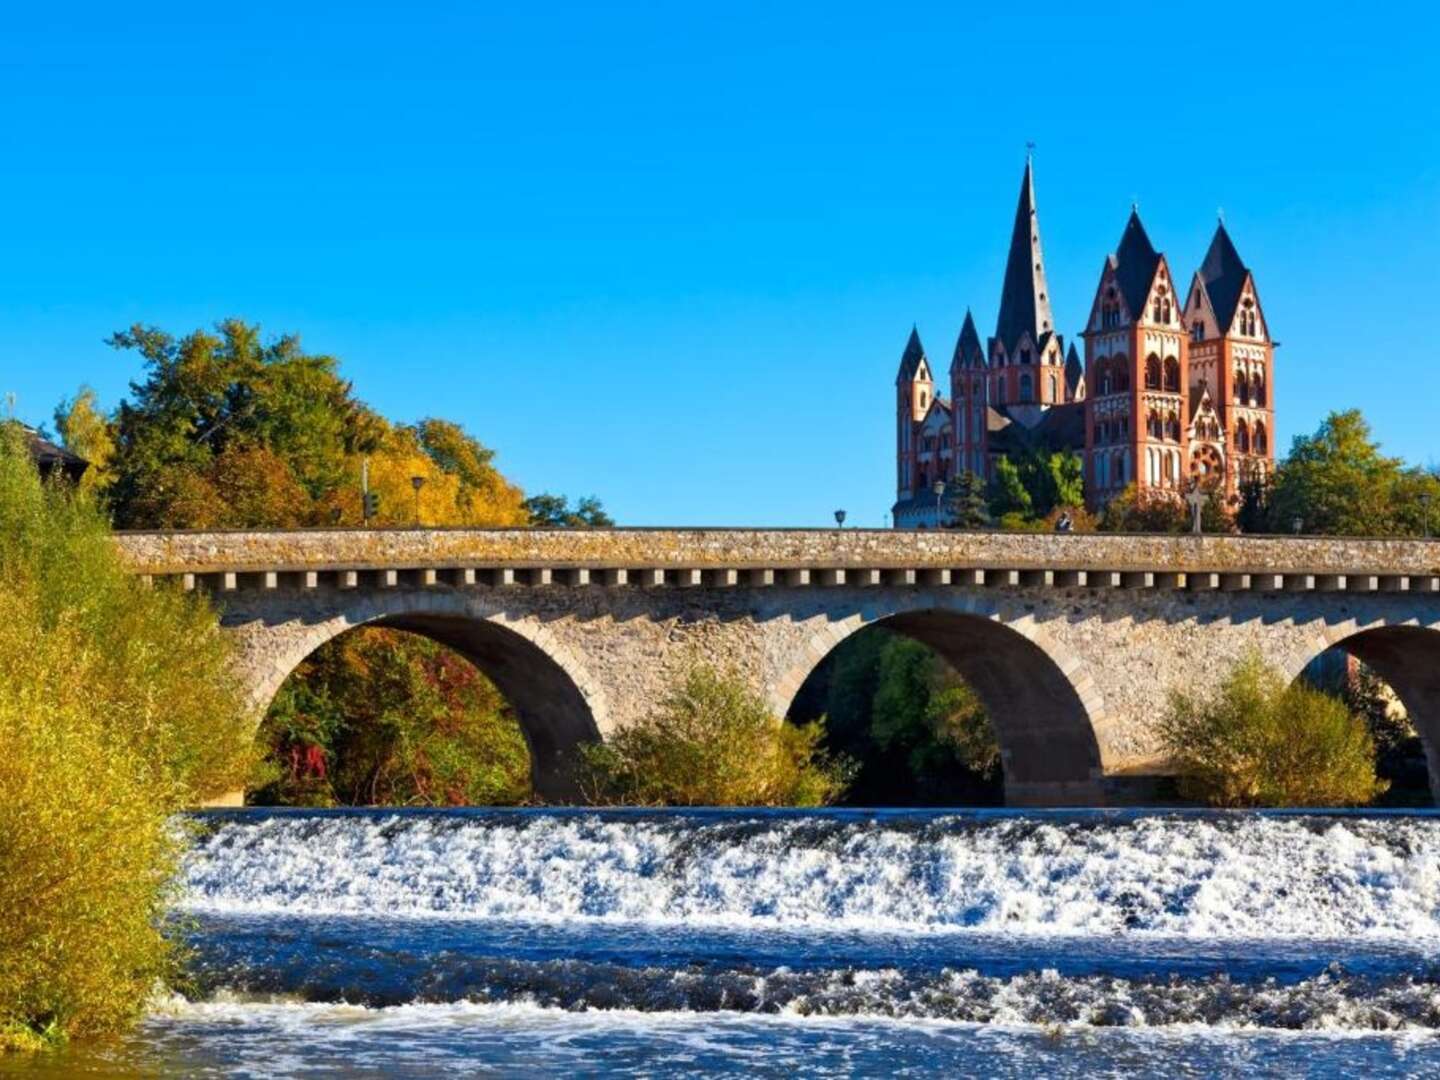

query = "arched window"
[
  {"left": 1113, "top": 359, "right": 1130, "bottom": 392},
  {"left": 1165, "top": 413, "right": 1182, "bottom": 441},
  {"left": 1254, "top": 423, "right": 1268, "bottom": 455},
  {"left": 995, "top": 377, "right": 1006, "bottom": 405},
  {"left": 1114, "top": 452, "right": 1126, "bottom": 485},
  {"left": 1163, "top": 357, "right": 1181, "bottom": 393},
  {"left": 1253, "top": 375, "right": 1266, "bottom": 407},
  {"left": 1019, "top": 374, "right": 1033, "bottom": 402},
  {"left": 1162, "top": 299, "right": 1171, "bottom": 323},
  {"left": 1152, "top": 298, "right": 1163, "bottom": 322},
  {"left": 1049, "top": 374, "right": 1057, "bottom": 401},
  {"left": 1099, "top": 368, "right": 1111, "bottom": 395},
  {"left": 1097, "top": 453, "right": 1109, "bottom": 489},
  {"left": 1145, "top": 355, "right": 1161, "bottom": 389},
  {"left": 1235, "top": 420, "right": 1250, "bottom": 454},
  {"left": 1147, "top": 410, "right": 1162, "bottom": 439}
]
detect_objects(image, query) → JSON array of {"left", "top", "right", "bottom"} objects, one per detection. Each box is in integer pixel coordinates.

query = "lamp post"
[
  {"left": 932, "top": 480, "right": 946, "bottom": 528},
  {"left": 410, "top": 475, "right": 426, "bottom": 526},
  {"left": 834, "top": 509, "right": 847, "bottom": 528},
  {"left": 1292, "top": 515, "right": 1304, "bottom": 536}
]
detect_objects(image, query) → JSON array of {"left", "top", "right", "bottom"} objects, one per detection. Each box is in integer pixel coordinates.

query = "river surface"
[{"left": 7, "top": 807, "right": 1440, "bottom": 1077}]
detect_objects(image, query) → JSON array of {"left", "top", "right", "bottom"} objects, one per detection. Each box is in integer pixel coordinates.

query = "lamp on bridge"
[
  {"left": 932, "top": 480, "right": 946, "bottom": 528},
  {"left": 1292, "top": 516, "right": 1304, "bottom": 536},
  {"left": 410, "top": 475, "right": 426, "bottom": 527},
  {"left": 834, "top": 509, "right": 846, "bottom": 528}
]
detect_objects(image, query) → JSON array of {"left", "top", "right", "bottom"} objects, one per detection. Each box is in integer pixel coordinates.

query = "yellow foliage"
[{"left": 0, "top": 427, "right": 253, "bottom": 1047}]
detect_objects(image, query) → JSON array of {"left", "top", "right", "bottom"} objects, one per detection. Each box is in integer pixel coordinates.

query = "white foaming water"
[{"left": 180, "top": 812, "right": 1440, "bottom": 938}]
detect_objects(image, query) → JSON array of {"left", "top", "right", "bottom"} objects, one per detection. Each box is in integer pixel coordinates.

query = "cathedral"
[{"left": 892, "top": 160, "right": 1276, "bottom": 528}]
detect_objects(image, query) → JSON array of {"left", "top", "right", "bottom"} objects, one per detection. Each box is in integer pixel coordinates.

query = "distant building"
[
  {"left": 21, "top": 425, "right": 88, "bottom": 483},
  {"left": 893, "top": 160, "right": 1276, "bottom": 527}
]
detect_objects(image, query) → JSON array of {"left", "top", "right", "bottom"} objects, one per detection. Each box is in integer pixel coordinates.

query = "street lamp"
[
  {"left": 410, "top": 475, "right": 426, "bottom": 526},
  {"left": 932, "top": 480, "right": 946, "bottom": 527},
  {"left": 1292, "top": 515, "right": 1304, "bottom": 536},
  {"left": 834, "top": 509, "right": 847, "bottom": 528}
]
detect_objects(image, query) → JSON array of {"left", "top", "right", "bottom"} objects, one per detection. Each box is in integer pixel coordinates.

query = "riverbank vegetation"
[
  {"left": 580, "top": 667, "right": 851, "bottom": 806},
  {"left": 1160, "top": 653, "right": 1386, "bottom": 807},
  {"left": 790, "top": 629, "right": 1003, "bottom": 805},
  {"left": 253, "top": 628, "right": 531, "bottom": 807},
  {"left": 0, "top": 427, "right": 251, "bottom": 1050}
]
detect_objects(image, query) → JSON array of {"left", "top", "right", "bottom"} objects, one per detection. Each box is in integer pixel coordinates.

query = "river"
[{"left": 6, "top": 808, "right": 1440, "bottom": 1077}]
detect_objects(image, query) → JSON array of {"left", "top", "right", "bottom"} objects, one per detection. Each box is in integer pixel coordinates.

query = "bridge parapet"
[{"left": 114, "top": 528, "right": 1440, "bottom": 596}]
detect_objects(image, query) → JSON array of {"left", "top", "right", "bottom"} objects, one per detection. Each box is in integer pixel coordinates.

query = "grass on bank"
[
  {"left": 1159, "top": 652, "right": 1386, "bottom": 807},
  {"left": 0, "top": 426, "right": 252, "bottom": 1050}
]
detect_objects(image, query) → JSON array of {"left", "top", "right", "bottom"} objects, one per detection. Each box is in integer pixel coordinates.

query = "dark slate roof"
[
  {"left": 951, "top": 310, "right": 986, "bottom": 371},
  {"left": 895, "top": 326, "right": 927, "bottom": 384},
  {"left": 993, "top": 160, "right": 1056, "bottom": 355},
  {"left": 1064, "top": 343, "right": 1084, "bottom": 396},
  {"left": 985, "top": 402, "right": 1086, "bottom": 456},
  {"left": 23, "top": 426, "right": 88, "bottom": 481},
  {"left": 1111, "top": 209, "right": 1161, "bottom": 320},
  {"left": 1032, "top": 401, "right": 1086, "bottom": 450},
  {"left": 1198, "top": 222, "right": 1250, "bottom": 334}
]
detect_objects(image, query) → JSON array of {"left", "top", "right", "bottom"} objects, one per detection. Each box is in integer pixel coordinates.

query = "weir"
[{"left": 115, "top": 528, "right": 1440, "bottom": 805}]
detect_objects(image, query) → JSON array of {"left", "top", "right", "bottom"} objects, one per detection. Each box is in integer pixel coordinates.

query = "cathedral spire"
[
  {"left": 1196, "top": 221, "right": 1250, "bottom": 334},
  {"left": 994, "top": 159, "right": 1056, "bottom": 354},
  {"left": 895, "top": 325, "right": 927, "bottom": 384},
  {"left": 951, "top": 309, "right": 985, "bottom": 371}
]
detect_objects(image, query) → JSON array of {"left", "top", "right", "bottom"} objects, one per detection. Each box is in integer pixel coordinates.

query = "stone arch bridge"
[{"left": 114, "top": 528, "right": 1440, "bottom": 805}]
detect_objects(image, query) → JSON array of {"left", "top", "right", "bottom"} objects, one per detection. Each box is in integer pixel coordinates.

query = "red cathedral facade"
[{"left": 893, "top": 161, "right": 1275, "bottom": 528}]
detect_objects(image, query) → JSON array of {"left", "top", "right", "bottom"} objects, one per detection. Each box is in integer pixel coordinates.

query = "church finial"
[{"left": 1025, "top": 140, "right": 1035, "bottom": 162}]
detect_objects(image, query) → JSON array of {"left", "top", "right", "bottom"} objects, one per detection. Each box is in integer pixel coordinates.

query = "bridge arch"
[
  {"left": 1283, "top": 621, "right": 1440, "bottom": 805},
  {"left": 229, "top": 591, "right": 610, "bottom": 801},
  {"left": 770, "top": 594, "right": 1112, "bottom": 806}
]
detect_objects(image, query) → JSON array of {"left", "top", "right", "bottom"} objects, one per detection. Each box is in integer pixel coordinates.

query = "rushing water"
[{"left": 8, "top": 808, "right": 1440, "bottom": 1077}]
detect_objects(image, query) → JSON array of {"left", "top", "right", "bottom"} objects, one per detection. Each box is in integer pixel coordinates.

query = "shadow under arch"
[
  {"left": 1297, "top": 625, "right": 1440, "bottom": 805},
  {"left": 244, "top": 603, "right": 605, "bottom": 802},
  {"left": 777, "top": 604, "right": 1107, "bottom": 806}
]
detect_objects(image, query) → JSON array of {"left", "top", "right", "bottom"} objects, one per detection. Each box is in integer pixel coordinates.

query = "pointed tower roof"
[
  {"left": 951, "top": 310, "right": 986, "bottom": 371},
  {"left": 1064, "top": 342, "right": 1084, "bottom": 396},
  {"left": 1197, "top": 221, "right": 1250, "bottom": 333},
  {"left": 994, "top": 159, "right": 1056, "bottom": 354},
  {"left": 895, "top": 326, "right": 929, "bottom": 385},
  {"left": 1110, "top": 208, "right": 1162, "bottom": 319}
]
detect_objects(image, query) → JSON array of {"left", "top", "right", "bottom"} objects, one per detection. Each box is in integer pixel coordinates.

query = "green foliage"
[
  {"left": 799, "top": 629, "right": 1002, "bottom": 805},
  {"left": 253, "top": 628, "right": 532, "bottom": 807},
  {"left": 987, "top": 457, "right": 1032, "bottom": 519},
  {"left": 0, "top": 426, "right": 251, "bottom": 1048},
  {"left": 524, "top": 492, "right": 614, "bottom": 527},
  {"left": 1099, "top": 479, "right": 1232, "bottom": 534},
  {"left": 987, "top": 448, "right": 1084, "bottom": 526},
  {"left": 579, "top": 667, "right": 850, "bottom": 806},
  {"left": 97, "top": 320, "right": 528, "bottom": 529},
  {"left": 1159, "top": 653, "right": 1386, "bottom": 807},
  {"left": 943, "top": 470, "right": 990, "bottom": 528},
  {"left": 1258, "top": 410, "right": 1440, "bottom": 536},
  {"left": 52, "top": 386, "right": 114, "bottom": 493}
]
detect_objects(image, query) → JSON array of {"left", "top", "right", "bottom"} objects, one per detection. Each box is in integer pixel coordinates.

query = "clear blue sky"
[{"left": 3, "top": 3, "right": 1437, "bottom": 526}]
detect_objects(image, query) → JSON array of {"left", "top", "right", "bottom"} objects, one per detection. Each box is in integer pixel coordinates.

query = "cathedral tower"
[
  {"left": 1081, "top": 210, "right": 1190, "bottom": 505},
  {"left": 988, "top": 158, "right": 1067, "bottom": 425},
  {"left": 895, "top": 327, "right": 934, "bottom": 503},
  {"left": 1183, "top": 222, "right": 1275, "bottom": 497},
  {"left": 950, "top": 310, "right": 988, "bottom": 479}
]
